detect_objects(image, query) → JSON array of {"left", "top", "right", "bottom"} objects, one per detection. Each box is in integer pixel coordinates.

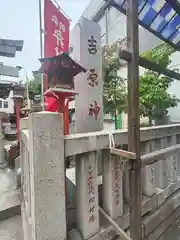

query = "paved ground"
[
  {"left": 0, "top": 168, "right": 16, "bottom": 194},
  {"left": 0, "top": 167, "right": 22, "bottom": 240},
  {"left": 0, "top": 167, "right": 80, "bottom": 239},
  {"left": 0, "top": 215, "right": 22, "bottom": 240},
  {"left": 0, "top": 168, "right": 20, "bottom": 212}
]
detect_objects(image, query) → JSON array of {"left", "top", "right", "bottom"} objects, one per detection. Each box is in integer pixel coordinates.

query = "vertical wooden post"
[{"left": 127, "top": 0, "right": 142, "bottom": 239}]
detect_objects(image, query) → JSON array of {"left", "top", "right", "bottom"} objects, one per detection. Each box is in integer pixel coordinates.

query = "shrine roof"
[
  {"left": 0, "top": 39, "right": 24, "bottom": 51},
  {"left": 38, "top": 53, "right": 87, "bottom": 76},
  {"left": 105, "top": 0, "right": 180, "bottom": 50},
  {"left": 0, "top": 39, "right": 24, "bottom": 57}
]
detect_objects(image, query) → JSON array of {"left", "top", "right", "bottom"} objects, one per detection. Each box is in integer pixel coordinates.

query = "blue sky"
[{"left": 0, "top": 0, "right": 91, "bottom": 80}]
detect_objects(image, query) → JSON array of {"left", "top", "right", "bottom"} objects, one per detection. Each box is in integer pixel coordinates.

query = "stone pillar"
[
  {"left": 20, "top": 117, "right": 28, "bottom": 130},
  {"left": 155, "top": 138, "right": 168, "bottom": 189},
  {"left": 71, "top": 17, "right": 103, "bottom": 133},
  {"left": 76, "top": 152, "right": 99, "bottom": 239},
  {"left": 71, "top": 17, "right": 102, "bottom": 238},
  {"left": 167, "top": 135, "right": 177, "bottom": 182},
  {"left": 103, "top": 150, "right": 123, "bottom": 219},
  {"left": 17, "top": 118, "right": 28, "bottom": 187},
  {"left": 20, "top": 126, "right": 33, "bottom": 240},
  {"left": 28, "top": 112, "right": 66, "bottom": 240},
  {"left": 123, "top": 170, "right": 130, "bottom": 203},
  {"left": 141, "top": 141, "right": 156, "bottom": 197}
]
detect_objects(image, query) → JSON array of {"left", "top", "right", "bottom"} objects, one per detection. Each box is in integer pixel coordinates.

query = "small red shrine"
[{"left": 37, "top": 53, "right": 86, "bottom": 135}]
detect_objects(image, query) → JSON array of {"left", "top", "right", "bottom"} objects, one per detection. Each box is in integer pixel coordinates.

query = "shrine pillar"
[
  {"left": 71, "top": 17, "right": 103, "bottom": 238},
  {"left": 26, "top": 112, "right": 67, "bottom": 240}
]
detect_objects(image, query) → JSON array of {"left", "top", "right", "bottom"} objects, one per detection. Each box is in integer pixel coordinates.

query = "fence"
[{"left": 20, "top": 112, "right": 180, "bottom": 240}]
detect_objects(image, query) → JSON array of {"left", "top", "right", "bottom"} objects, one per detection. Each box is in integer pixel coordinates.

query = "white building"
[
  {"left": 0, "top": 90, "right": 14, "bottom": 114},
  {"left": 71, "top": 0, "right": 180, "bottom": 124},
  {"left": 0, "top": 80, "right": 15, "bottom": 114}
]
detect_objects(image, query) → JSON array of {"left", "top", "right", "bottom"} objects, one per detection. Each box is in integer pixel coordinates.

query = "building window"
[
  {"left": 0, "top": 100, "right": 2, "bottom": 108},
  {"left": 4, "top": 101, "right": 8, "bottom": 108}
]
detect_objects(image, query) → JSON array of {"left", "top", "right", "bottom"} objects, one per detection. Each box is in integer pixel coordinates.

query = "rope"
[
  {"left": 108, "top": 132, "right": 125, "bottom": 172},
  {"left": 108, "top": 132, "right": 115, "bottom": 149}
]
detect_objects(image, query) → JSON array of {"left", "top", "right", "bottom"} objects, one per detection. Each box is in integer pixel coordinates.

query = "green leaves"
[
  {"left": 26, "top": 74, "right": 42, "bottom": 95},
  {"left": 140, "top": 43, "right": 179, "bottom": 124},
  {"left": 102, "top": 41, "right": 178, "bottom": 123},
  {"left": 102, "top": 43, "right": 127, "bottom": 115},
  {"left": 103, "top": 72, "right": 127, "bottom": 114},
  {"left": 141, "top": 43, "right": 175, "bottom": 69}
]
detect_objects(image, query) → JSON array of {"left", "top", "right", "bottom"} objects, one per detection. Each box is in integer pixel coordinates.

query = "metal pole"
[
  {"left": 105, "top": 8, "right": 109, "bottom": 45},
  {"left": 126, "top": 0, "right": 142, "bottom": 239},
  {"left": 16, "top": 66, "right": 30, "bottom": 108},
  {"left": 39, "top": 0, "right": 44, "bottom": 110}
]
